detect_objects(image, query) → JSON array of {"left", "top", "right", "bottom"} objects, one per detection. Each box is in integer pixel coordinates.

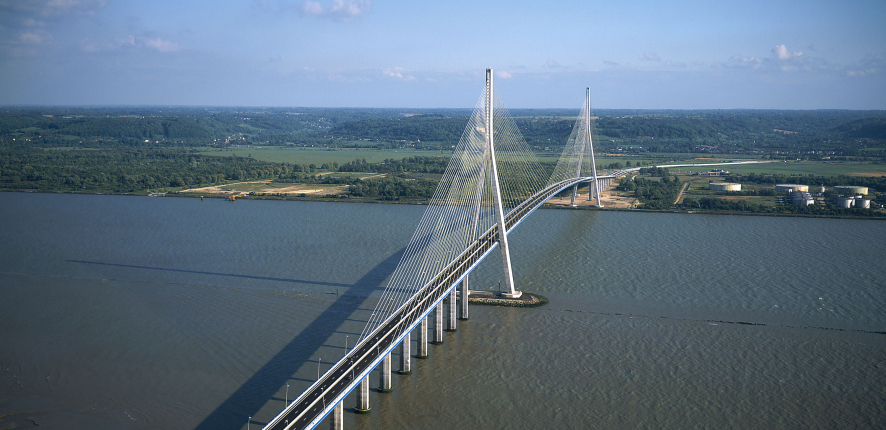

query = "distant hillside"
[
  {"left": 2, "top": 107, "right": 885, "bottom": 156},
  {"left": 833, "top": 117, "right": 886, "bottom": 139}
]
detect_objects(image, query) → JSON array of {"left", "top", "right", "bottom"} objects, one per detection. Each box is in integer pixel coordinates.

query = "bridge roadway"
[
  {"left": 263, "top": 161, "right": 771, "bottom": 429},
  {"left": 261, "top": 174, "right": 618, "bottom": 430}
]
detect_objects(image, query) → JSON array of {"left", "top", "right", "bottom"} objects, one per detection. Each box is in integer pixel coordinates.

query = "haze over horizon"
[{"left": 1, "top": 0, "right": 884, "bottom": 110}]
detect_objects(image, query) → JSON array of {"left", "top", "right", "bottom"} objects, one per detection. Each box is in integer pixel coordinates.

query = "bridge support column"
[
  {"left": 330, "top": 400, "right": 343, "bottom": 430},
  {"left": 417, "top": 317, "right": 428, "bottom": 358},
  {"left": 486, "top": 68, "right": 521, "bottom": 300},
  {"left": 459, "top": 279, "right": 469, "bottom": 320},
  {"left": 582, "top": 88, "right": 603, "bottom": 208},
  {"left": 447, "top": 289, "right": 457, "bottom": 331},
  {"left": 433, "top": 303, "right": 443, "bottom": 344},
  {"left": 399, "top": 332, "right": 411, "bottom": 374},
  {"left": 379, "top": 352, "right": 392, "bottom": 393},
  {"left": 355, "top": 376, "right": 370, "bottom": 413}
]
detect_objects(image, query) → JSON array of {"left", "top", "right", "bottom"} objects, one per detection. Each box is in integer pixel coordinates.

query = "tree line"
[{"left": 0, "top": 147, "right": 286, "bottom": 192}]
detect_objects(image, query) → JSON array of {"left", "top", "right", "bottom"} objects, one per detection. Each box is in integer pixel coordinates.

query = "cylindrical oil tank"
[
  {"left": 834, "top": 185, "right": 868, "bottom": 195},
  {"left": 710, "top": 182, "right": 741, "bottom": 191},
  {"left": 776, "top": 184, "right": 808, "bottom": 194},
  {"left": 837, "top": 197, "right": 854, "bottom": 208},
  {"left": 855, "top": 198, "right": 870, "bottom": 209}
]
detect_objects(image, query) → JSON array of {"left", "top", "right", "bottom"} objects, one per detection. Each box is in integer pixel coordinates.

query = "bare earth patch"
[
  {"left": 181, "top": 180, "right": 347, "bottom": 195},
  {"left": 545, "top": 179, "right": 637, "bottom": 209}
]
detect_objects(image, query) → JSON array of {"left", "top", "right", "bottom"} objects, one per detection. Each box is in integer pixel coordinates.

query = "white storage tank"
[
  {"left": 836, "top": 197, "right": 855, "bottom": 208},
  {"left": 710, "top": 182, "right": 741, "bottom": 191},
  {"left": 834, "top": 185, "right": 868, "bottom": 195},
  {"left": 776, "top": 184, "right": 808, "bottom": 194},
  {"left": 855, "top": 198, "right": 871, "bottom": 209}
]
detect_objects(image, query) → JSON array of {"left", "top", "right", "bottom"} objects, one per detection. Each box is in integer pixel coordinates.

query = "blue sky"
[{"left": 1, "top": 0, "right": 884, "bottom": 109}]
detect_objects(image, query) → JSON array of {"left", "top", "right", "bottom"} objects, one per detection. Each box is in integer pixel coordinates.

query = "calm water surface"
[{"left": 1, "top": 192, "right": 884, "bottom": 429}]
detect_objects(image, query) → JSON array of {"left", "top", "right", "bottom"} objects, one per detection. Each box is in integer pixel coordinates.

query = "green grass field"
[
  {"left": 198, "top": 147, "right": 451, "bottom": 165},
  {"left": 720, "top": 161, "right": 885, "bottom": 177},
  {"left": 198, "top": 146, "right": 885, "bottom": 179},
  {"left": 661, "top": 160, "right": 886, "bottom": 177}
]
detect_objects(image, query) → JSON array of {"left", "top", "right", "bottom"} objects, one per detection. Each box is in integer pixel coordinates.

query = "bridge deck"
[{"left": 261, "top": 175, "right": 616, "bottom": 430}]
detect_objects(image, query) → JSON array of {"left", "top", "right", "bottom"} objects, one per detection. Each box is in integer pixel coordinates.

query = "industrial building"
[
  {"left": 700, "top": 169, "right": 730, "bottom": 176},
  {"left": 790, "top": 190, "right": 814, "bottom": 206}
]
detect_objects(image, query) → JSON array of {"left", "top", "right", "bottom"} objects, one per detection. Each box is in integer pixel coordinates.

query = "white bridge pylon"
[
  {"left": 262, "top": 73, "right": 609, "bottom": 430},
  {"left": 548, "top": 87, "right": 603, "bottom": 207},
  {"left": 356, "top": 67, "right": 554, "bottom": 345}
]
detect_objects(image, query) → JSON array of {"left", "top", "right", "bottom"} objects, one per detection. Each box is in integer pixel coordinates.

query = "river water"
[{"left": 0, "top": 192, "right": 883, "bottom": 429}]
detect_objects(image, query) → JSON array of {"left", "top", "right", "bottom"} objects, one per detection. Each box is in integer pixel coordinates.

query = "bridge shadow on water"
[
  {"left": 67, "top": 251, "right": 401, "bottom": 429},
  {"left": 66, "top": 260, "right": 355, "bottom": 289},
  {"left": 185, "top": 248, "right": 405, "bottom": 430}
]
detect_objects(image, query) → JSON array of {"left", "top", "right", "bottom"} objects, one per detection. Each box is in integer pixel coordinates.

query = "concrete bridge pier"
[
  {"left": 447, "top": 289, "right": 457, "bottom": 331},
  {"left": 417, "top": 317, "right": 428, "bottom": 358},
  {"left": 432, "top": 303, "right": 444, "bottom": 344},
  {"left": 379, "top": 352, "right": 393, "bottom": 393},
  {"left": 355, "top": 376, "right": 370, "bottom": 414},
  {"left": 459, "top": 279, "right": 469, "bottom": 320},
  {"left": 399, "top": 332, "right": 411, "bottom": 374},
  {"left": 330, "top": 401, "right": 343, "bottom": 430}
]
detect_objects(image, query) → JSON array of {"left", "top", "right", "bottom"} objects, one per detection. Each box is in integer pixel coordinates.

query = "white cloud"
[
  {"left": 19, "top": 29, "right": 51, "bottom": 44},
  {"left": 44, "top": 0, "right": 107, "bottom": 15},
  {"left": 846, "top": 55, "right": 884, "bottom": 77},
  {"left": 545, "top": 59, "right": 559, "bottom": 68},
  {"left": 846, "top": 69, "right": 876, "bottom": 77},
  {"left": 772, "top": 44, "right": 803, "bottom": 61},
  {"left": 0, "top": 0, "right": 106, "bottom": 17},
  {"left": 497, "top": 70, "right": 513, "bottom": 78},
  {"left": 0, "top": 0, "right": 106, "bottom": 50},
  {"left": 142, "top": 37, "right": 180, "bottom": 53},
  {"left": 79, "top": 35, "right": 180, "bottom": 54},
  {"left": 718, "top": 54, "right": 763, "bottom": 69},
  {"left": 301, "top": 1, "right": 324, "bottom": 15},
  {"left": 643, "top": 52, "right": 660, "bottom": 62},
  {"left": 300, "top": 0, "right": 371, "bottom": 20},
  {"left": 22, "top": 18, "right": 45, "bottom": 27},
  {"left": 383, "top": 67, "right": 416, "bottom": 80}
]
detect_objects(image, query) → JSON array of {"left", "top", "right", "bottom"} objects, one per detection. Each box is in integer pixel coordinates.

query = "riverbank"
[{"left": 3, "top": 188, "right": 884, "bottom": 220}]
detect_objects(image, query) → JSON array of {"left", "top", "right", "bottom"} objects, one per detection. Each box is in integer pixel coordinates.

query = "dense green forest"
[
  {"left": 0, "top": 147, "right": 284, "bottom": 192},
  {"left": 616, "top": 168, "right": 684, "bottom": 209},
  {"left": 336, "top": 156, "right": 449, "bottom": 174},
  {"left": 347, "top": 176, "right": 438, "bottom": 200}
]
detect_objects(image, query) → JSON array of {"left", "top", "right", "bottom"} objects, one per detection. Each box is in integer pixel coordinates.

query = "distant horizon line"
[{"left": 2, "top": 104, "right": 884, "bottom": 112}]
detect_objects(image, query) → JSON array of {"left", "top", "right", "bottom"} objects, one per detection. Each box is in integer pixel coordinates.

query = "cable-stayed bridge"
[{"left": 261, "top": 70, "right": 639, "bottom": 430}]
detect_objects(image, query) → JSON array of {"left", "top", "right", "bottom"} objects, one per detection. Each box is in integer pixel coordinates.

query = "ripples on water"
[{"left": 0, "top": 193, "right": 883, "bottom": 429}]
